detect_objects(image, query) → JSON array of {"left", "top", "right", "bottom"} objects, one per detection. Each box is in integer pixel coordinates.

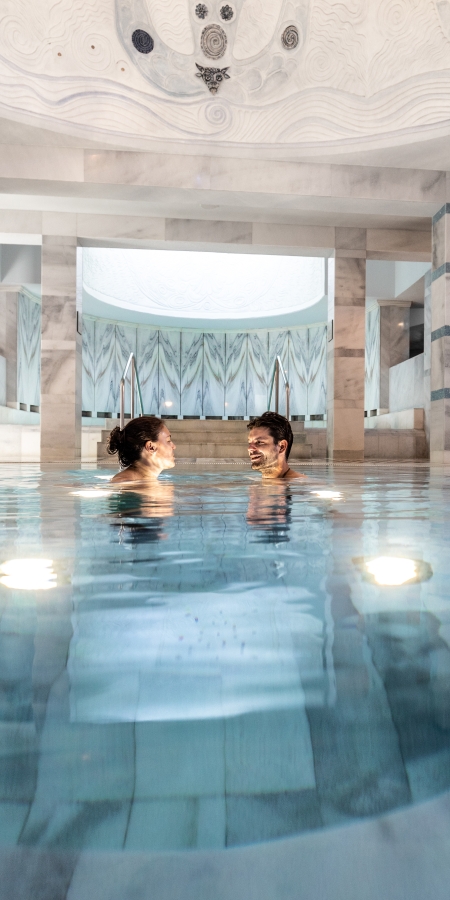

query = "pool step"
[{"left": 97, "top": 419, "right": 312, "bottom": 463}]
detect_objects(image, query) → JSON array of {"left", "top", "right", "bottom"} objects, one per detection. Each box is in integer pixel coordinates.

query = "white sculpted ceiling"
[
  {"left": 2, "top": 0, "right": 450, "bottom": 151},
  {"left": 82, "top": 248, "right": 325, "bottom": 319}
]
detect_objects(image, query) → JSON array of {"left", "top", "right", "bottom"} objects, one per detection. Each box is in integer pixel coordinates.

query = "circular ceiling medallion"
[
  {"left": 195, "top": 3, "right": 208, "bottom": 19},
  {"left": 281, "top": 25, "right": 299, "bottom": 50},
  {"left": 220, "top": 5, "right": 234, "bottom": 21},
  {"left": 131, "top": 29, "right": 154, "bottom": 54},
  {"left": 201, "top": 23, "right": 227, "bottom": 59}
]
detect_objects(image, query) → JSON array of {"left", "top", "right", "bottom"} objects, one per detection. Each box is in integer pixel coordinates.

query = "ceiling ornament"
[
  {"left": 195, "top": 3, "right": 208, "bottom": 19},
  {"left": 196, "top": 62, "right": 230, "bottom": 93},
  {"left": 281, "top": 24, "right": 299, "bottom": 50},
  {"left": 220, "top": 5, "right": 234, "bottom": 22},
  {"left": 200, "top": 23, "right": 227, "bottom": 59},
  {"left": 131, "top": 29, "right": 154, "bottom": 54}
]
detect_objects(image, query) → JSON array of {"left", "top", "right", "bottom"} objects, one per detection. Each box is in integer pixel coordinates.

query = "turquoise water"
[{"left": 1, "top": 463, "right": 450, "bottom": 852}]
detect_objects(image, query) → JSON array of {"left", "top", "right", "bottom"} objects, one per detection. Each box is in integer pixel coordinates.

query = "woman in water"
[{"left": 108, "top": 416, "right": 176, "bottom": 483}]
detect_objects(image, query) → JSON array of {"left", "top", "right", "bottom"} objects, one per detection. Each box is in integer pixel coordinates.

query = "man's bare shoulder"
[{"left": 286, "top": 469, "right": 308, "bottom": 480}]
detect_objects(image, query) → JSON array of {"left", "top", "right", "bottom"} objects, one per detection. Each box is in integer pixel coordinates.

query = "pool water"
[{"left": 1, "top": 463, "right": 450, "bottom": 853}]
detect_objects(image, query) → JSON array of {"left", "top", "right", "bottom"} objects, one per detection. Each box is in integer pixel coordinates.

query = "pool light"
[
  {"left": 365, "top": 557, "right": 417, "bottom": 586},
  {"left": 0, "top": 559, "right": 57, "bottom": 590},
  {"left": 164, "top": 401, "right": 173, "bottom": 408},
  {"left": 311, "top": 491, "right": 342, "bottom": 500}
]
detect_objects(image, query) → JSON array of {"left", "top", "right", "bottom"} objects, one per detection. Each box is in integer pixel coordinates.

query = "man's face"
[{"left": 247, "top": 426, "right": 280, "bottom": 471}]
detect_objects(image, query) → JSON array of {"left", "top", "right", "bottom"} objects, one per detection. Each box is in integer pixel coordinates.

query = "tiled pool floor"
[{"left": 1, "top": 462, "right": 450, "bottom": 898}]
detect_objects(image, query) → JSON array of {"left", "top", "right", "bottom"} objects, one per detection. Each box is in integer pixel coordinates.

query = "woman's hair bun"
[{"left": 107, "top": 426, "right": 123, "bottom": 456}]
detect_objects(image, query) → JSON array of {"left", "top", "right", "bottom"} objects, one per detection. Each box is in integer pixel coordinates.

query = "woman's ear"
[{"left": 144, "top": 440, "right": 155, "bottom": 453}]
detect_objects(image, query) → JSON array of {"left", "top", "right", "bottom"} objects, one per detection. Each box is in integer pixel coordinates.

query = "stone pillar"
[
  {"left": 0, "top": 286, "right": 19, "bottom": 408},
  {"left": 378, "top": 300, "right": 411, "bottom": 411},
  {"left": 327, "top": 228, "right": 366, "bottom": 461},
  {"left": 40, "top": 233, "right": 81, "bottom": 462},
  {"left": 423, "top": 271, "right": 431, "bottom": 452},
  {"left": 430, "top": 204, "right": 450, "bottom": 464}
]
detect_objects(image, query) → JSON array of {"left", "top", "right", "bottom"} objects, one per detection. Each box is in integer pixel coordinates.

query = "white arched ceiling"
[
  {"left": 82, "top": 248, "right": 325, "bottom": 321},
  {"left": 1, "top": 0, "right": 450, "bottom": 151}
]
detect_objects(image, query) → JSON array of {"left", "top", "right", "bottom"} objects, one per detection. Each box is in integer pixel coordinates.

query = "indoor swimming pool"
[{"left": 1, "top": 462, "right": 450, "bottom": 897}]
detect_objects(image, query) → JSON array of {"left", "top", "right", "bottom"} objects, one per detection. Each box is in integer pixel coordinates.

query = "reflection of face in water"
[
  {"left": 107, "top": 482, "right": 174, "bottom": 544},
  {"left": 246, "top": 483, "right": 293, "bottom": 543}
]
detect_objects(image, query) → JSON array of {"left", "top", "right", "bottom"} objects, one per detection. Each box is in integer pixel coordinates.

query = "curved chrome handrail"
[
  {"left": 120, "top": 353, "right": 144, "bottom": 429},
  {"left": 267, "top": 355, "right": 290, "bottom": 420}
]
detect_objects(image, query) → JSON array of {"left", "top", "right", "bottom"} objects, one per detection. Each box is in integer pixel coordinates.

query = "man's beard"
[{"left": 250, "top": 453, "right": 277, "bottom": 472}]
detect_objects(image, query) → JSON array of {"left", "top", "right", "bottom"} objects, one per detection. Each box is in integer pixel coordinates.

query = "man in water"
[{"left": 247, "top": 411, "right": 307, "bottom": 480}]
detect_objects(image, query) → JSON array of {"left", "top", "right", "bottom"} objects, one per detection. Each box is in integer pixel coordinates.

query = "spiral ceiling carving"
[
  {"left": 131, "top": 29, "right": 153, "bottom": 54},
  {"left": 200, "top": 23, "right": 227, "bottom": 59},
  {"left": 281, "top": 25, "right": 299, "bottom": 50}
]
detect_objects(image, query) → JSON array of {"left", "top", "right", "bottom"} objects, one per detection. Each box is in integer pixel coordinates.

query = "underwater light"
[
  {"left": 311, "top": 491, "right": 342, "bottom": 500},
  {"left": 353, "top": 556, "right": 433, "bottom": 586},
  {"left": 71, "top": 489, "right": 113, "bottom": 498},
  {"left": 366, "top": 557, "right": 416, "bottom": 586},
  {"left": 0, "top": 559, "right": 57, "bottom": 590}
]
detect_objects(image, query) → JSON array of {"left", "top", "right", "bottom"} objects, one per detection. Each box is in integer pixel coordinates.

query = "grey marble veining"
[
  {"left": 94, "top": 321, "right": 116, "bottom": 414},
  {"left": 247, "top": 332, "right": 268, "bottom": 417},
  {"left": 181, "top": 332, "right": 203, "bottom": 417},
  {"left": 136, "top": 328, "right": 158, "bottom": 415},
  {"left": 225, "top": 333, "right": 247, "bottom": 418},
  {"left": 307, "top": 326, "right": 327, "bottom": 416},
  {"left": 81, "top": 318, "right": 95, "bottom": 414},
  {"left": 288, "top": 329, "right": 308, "bottom": 417},
  {"left": 17, "top": 293, "right": 40, "bottom": 409},
  {"left": 203, "top": 333, "right": 225, "bottom": 418},
  {"left": 159, "top": 330, "right": 181, "bottom": 416},
  {"left": 365, "top": 307, "right": 380, "bottom": 412},
  {"left": 115, "top": 325, "right": 137, "bottom": 415}
]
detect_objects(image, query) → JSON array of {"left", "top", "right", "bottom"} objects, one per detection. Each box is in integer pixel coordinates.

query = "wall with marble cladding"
[
  {"left": 389, "top": 353, "right": 424, "bottom": 413},
  {"left": 17, "top": 292, "right": 40, "bottom": 408},
  {"left": 81, "top": 317, "right": 328, "bottom": 418},
  {"left": 365, "top": 305, "right": 380, "bottom": 412}
]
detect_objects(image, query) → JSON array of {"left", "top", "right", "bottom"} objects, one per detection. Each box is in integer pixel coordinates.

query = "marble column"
[
  {"left": 40, "top": 234, "right": 81, "bottom": 462},
  {"left": 378, "top": 300, "right": 411, "bottom": 412},
  {"left": 423, "top": 271, "right": 431, "bottom": 451},
  {"left": 430, "top": 205, "right": 450, "bottom": 464},
  {"left": 327, "top": 229, "right": 366, "bottom": 462},
  {"left": 0, "top": 287, "right": 18, "bottom": 408}
]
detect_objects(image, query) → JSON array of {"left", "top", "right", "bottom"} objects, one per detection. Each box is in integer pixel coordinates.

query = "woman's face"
[{"left": 149, "top": 425, "right": 176, "bottom": 469}]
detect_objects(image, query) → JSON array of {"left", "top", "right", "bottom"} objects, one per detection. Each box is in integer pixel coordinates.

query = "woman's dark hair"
[
  {"left": 247, "top": 411, "right": 294, "bottom": 459},
  {"left": 107, "top": 416, "right": 165, "bottom": 468}
]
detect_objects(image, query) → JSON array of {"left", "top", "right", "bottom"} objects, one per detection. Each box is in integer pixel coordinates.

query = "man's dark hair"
[{"left": 247, "top": 411, "right": 294, "bottom": 460}]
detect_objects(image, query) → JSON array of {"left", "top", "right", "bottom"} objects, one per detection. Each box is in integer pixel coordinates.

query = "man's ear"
[{"left": 278, "top": 439, "right": 288, "bottom": 456}]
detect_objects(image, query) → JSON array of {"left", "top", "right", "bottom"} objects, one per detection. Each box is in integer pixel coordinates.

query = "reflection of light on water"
[
  {"left": 366, "top": 556, "right": 417, "bottom": 586},
  {"left": 311, "top": 491, "right": 342, "bottom": 500},
  {"left": 0, "top": 559, "right": 57, "bottom": 590},
  {"left": 71, "top": 490, "right": 113, "bottom": 498}
]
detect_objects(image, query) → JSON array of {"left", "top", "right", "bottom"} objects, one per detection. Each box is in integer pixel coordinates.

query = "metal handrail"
[
  {"left": 120, "top": 353, "right": 144, "bottom": 429},
  {"left": 267, "top": 355, "right": 290, "bottom": 420}
]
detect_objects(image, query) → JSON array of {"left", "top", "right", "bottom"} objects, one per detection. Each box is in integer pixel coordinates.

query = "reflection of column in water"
[{"left": 305, "top": 489, "right": 411, "bottom": 824}]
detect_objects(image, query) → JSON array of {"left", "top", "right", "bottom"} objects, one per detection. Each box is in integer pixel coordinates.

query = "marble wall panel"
[
  {"left": 308, "top": 325, "right": 327, "bottom": 415},
  {"left": 137, "top": 328, "right": 159, "bottom": 414},
  {"left": 288, "top": 329, "right": 308, "bottom": 416},
  {"left": 247, "top": 332, "right": 268, "bottom": 416},
  {"left": 82, "top": 317, "right": 95, "bottom": 413},
  {"left": 159, "top": 330, "right": 181, "bottom": 416},
  {"left": 17, "top": 293, "right": 40, "bottom": 408},
  {"left": 116, "top": 325, "right": 137, "bottom": 415},
  {"left": 203, "top": 333, "right": 225, "bottom": 417},
  {"left": 225, "top": 333, "right": 247, "bottom": 417},
  {"left": 181, "top": 331, "right": 203, "bottom": 417},
  {"left": 268, "top": 330, "right": 290, "bottom": 417},
  {"left": 365, "top": 306, "right": 380, "bottom": 412},
  {"left": 95, "top": 321, "right": 116, "bottom": 414}
]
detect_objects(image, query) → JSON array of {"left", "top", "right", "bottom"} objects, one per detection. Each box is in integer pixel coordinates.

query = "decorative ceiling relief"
[
  {"left": 131, "top": 29, "right": 154, "bottom": 53},
  {"left": 200, "top": 23, "right": 227, "bottom": 59},
  {"left": 2, "top": 0, "right": 450, "bottom": 151},
  {"left": 195, "top": 3, "right": 208, "bottom": 18},
  {"left": 196, "top": 62, "right": 230, "bottom": 93}
]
